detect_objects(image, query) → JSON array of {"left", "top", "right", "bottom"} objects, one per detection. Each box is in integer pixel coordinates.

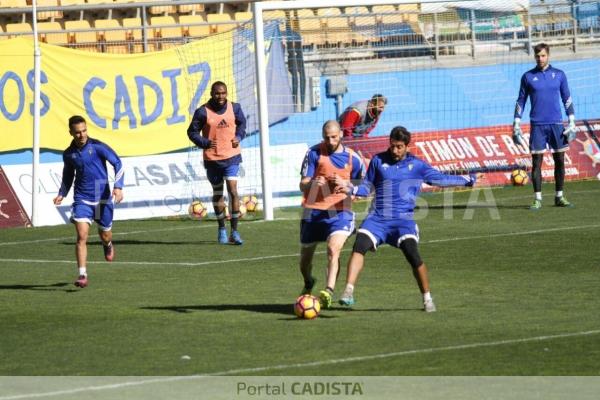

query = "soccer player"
[
  {"left": 299, "top": 120, "right": 364, "bottom": 308},
  {"left": 187, "top": 81, "right": 247, "bottom": 245},
  {"left": 338, "top": 94, "right": 387, "bottom": 138},
  {"left": 512, "top": 42, "right": 576, "bottom": 209},
  {"left": 53, "top": 115, "right": 124, "bottom": 288},
  {"left": 335, "top": 126, "right": 476, "bottom": 312}
]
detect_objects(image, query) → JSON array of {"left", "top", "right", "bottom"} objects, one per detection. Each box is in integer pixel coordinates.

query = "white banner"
[{"left": 2, "top": 143, "right": 307, "bottom": 227}]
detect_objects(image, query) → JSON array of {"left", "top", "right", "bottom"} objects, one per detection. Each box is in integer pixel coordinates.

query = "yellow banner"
[{"left": 0, "top": 34, "right": 235, "bottom": 156}]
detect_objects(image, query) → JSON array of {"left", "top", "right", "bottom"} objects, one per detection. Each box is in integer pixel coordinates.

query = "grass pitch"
[{"left": 1, "top": 180, "right": 599, "bottom": 376}]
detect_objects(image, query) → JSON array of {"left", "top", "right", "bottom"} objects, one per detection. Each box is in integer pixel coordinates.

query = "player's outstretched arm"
[{"left": 421, "top": 163, "right": 474, "bottom": 187}]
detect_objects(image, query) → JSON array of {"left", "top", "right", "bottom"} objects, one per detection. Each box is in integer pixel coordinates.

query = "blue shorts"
[
  {"left": 358, "top": 214, "right": 419, "bottom": 250},
  {"left": 530, "top": 124, "right": 568, "bottom": 154},
  {"left": 206, "top": 164, "right": 240, "bottom": 186},
  {"left": 300, "top": 210, "right": 355, "bottom": 244},
  {"left": 70, "top": 200, "right": 114, "bottom": 231}
]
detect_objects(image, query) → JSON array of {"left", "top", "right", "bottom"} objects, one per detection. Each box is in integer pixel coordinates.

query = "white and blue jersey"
[
  {"left": 353, "top": 152, "right": 470, "bottom": 219},
  {"left": 59, "top": 138, "right": 124, "bottom": 202},
  {"left": 353, "top": 151, "right": 471, "bottom": 248},
  {"left": 514, "top": 65, "right": 574, "bottom": 125}
]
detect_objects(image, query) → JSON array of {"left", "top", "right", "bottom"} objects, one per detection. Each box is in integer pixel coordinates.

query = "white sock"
[
  {"left": 78, "top": 267, "right": 87, "bottom": 277},
  {"left": 535, "top": 192, "right": 542, "bottom": 201},
  {"left": 556, "top": 191, "right": 563, "bottom": 198},
  {"left": 423, "top": 291, "right": 432, "bottom": 302},
  {"left": 344, "top": 283, "right": 354, "bottom": 294}
]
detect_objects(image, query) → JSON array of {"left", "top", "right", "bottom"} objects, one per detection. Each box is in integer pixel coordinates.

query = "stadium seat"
[
  {"left": 36, "top": 0, "right": 63, "bottom": 21},
  {"left": 148, "top": 0, "right": 176, "bottom": 16},
  {"left": 295, "top": 9, "right": 325, "bottom": 47},
  {"left": 65, "top": 20, "right": 99, "bottom": 51},
  {"left": 2, "top": 0, "right": 27, "bottom": 8},
  {"left": 317, "top": 8, "right": 348, "bottom": 29},
  {"left": 207, "top": 13, "right": 237, "bottom": 34},
  {"left": 178, "top": 3, "right": 205, "bottom": 15},
  {"left": 122, "top": 17, "right": 145, "bottom": 53},
  {"left": 179, "top": 14, "right": 210, "bottom": 38},
  {"left": 150, "top": 15, "right": 181, "bottom": 50},
  {"left": 263, "top": 9, "right": 287, "bottom": 32},
  {"left": 346, "top": 6, "right": 377, "bottom": 43},
  {"left": 317, "top": 8, "right": 352, "bottom": 45},
  {"left": 37, "top": 21, "right": 69, "bottom": 45},
  {"left": 373, "top": 5, "right": 399, "bottom": 25},
  {"left": 234, "top": 11, "right": 252, "bottom": 23},
  {"left": 59, "top": 0, "right": 86, "bottom": 5},
  {"left": 0, "top": 25, "right": 7, "bottom": 41},
  {"left": 95, "top": 19, "right": 128, "bottom": 53},
  {"left": 398, "top": 4, "right": 420, "bottom": 23},
  {"left": 6, "top": 22, "right": 32, "bottom": 38}
]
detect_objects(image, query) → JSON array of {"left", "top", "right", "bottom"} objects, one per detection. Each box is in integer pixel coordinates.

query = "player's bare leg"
[
  {"left": 413, "top": 263, "right": 436, "bottom": 312},
  {"left": 99, "top": 228, "right": 114, "bottom": 261},
  {"left": 299, "top": 243, "right": 317, "bottom": 294},
  {"left": 412, "top": 263, "right": 430, "bottom": 294},
  {"left": 226, "top": 179, "right": 243, "bottom": 244},
  {"left": 319, "top": 234, "right": 346, "bottom": 308},
  {"left": 74, "top": 222, "right": 89, "bottom": 288},
  {"left": 212, "top": 182, "right": 228, "bottom": 244},
  {"left": 339, "top": 251, "right": 365, "bottom": 306}
]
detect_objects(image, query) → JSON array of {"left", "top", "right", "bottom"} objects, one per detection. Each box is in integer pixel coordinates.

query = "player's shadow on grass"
[
  {"left": 142, "top": 303, "right": 295, "bottom": 316},
  {"left": 59, "top": 240, "right": 215, "bottom": 246},
  {"left": 141, "top": 303, "right": 334, "bottom": 319},
  {"left": 0, "top": 282, "right": 78, "bottom": 293},
  {"left": 424, "top": 204, "right": 528, "bottom": 210}
]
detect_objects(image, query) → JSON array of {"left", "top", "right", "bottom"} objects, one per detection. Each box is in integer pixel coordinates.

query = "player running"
[
  {"left": 335, "top": 126, "right": 476, "bottom": 312},
  {"left": 53, "top": 115, "right": 124, "bottom": 288},
  {"left": 187, "top": 81, "right": 247, "bottom": 245},
  {"left": 299, "top": 120, "right": 365, "bottom": 308}
]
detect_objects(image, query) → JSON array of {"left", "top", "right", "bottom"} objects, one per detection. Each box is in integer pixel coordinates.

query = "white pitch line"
[
  {"left": 0, "top": 224, "right": 217, "bottom": 247},
  {"left": 1, "top": 329, "right": 599, "bottom": 400},
  {"left": 0, "top": 253, "right": 301, "bottom": 267},
  {"left": 1, "top": 188, "right": 597, "bottom": 248},
  {"left": 214, "top": 328, "right": 600, "bottom": 375},
  {"left": 425, "top": 223, "right": 600, "bottom": 243},
  {"left": 1, "top": 223, "right": 599, "bottom": 267}
]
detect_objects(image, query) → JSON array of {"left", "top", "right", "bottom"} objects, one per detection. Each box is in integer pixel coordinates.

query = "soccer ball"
[
  {"left": 242, "top": 195, "right": 259, "bottom": 212},
  {"left": 294, "top": 294, "right": 321, "bottom": 319},
  {"left": 511, "top": 169, "right": 529, "bottom": 186},
  {"left": 188, "top": 200, "right": 208, "bottom": 219}
]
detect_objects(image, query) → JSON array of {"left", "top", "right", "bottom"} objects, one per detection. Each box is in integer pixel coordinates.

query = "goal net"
[{"left": 180, "top": 0, "right": 600, "bottom": 218}]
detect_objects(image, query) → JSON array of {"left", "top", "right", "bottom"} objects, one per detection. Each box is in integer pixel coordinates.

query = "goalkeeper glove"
[
  {"left": 512, "top": 118, "right": 524, "bottom": 146},
  {"left": 563, "top": 115, "right": 577, "bottom": 142},
  {"left": 466, "top": 173, "right": 477, "bottom": 187}
]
